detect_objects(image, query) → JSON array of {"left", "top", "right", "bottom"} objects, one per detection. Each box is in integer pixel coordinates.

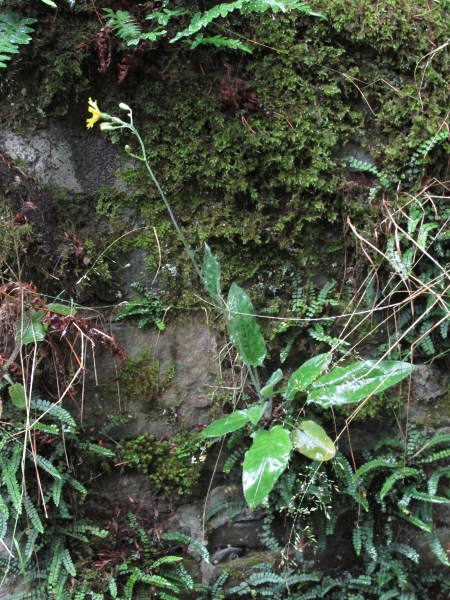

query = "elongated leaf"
[
  {"left": 201, "top": 410, "right": 249, "bottom": 438},
  {"left": 203, "top": 243, "right": 221, "bottom": 297},
  {"left": 227, "top": 283, "right": 266, "bottom": 367},
  {"left": 291, "top": 421, "right": 335, "bottom": 461},
  {"left": 308, "top": 360, "right": 415, "bottom": 408},
  {"left": 379, "top": 468, "right": 419, "bottom": 500},
  {"left": 46, "top": 303, "right": 76, "bottom": 316},
  {"left": 284, "top": 354, "right": 331, "bottom": 401},
  {"left": 247, "top": 403, "right": 267, "bottom": 426},
  {"left": 17, "top": 310, "right": 47, "bottom": 345},
  {"left": 261, "top": 369, "right": 283, "bottom": 398},
  {"left": 243, "top": 426, "right": 292, "bottom": 508},
  {"left": 9, "top": 382, "right": 26, "bottom": 409}
]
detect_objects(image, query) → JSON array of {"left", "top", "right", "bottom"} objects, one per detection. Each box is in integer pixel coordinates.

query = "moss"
[
  {"left": 119, "top": 430, "right": 204, "bottom": 498},
  {"left": 118, "top": 346, "right": 174, "bottom": 410},
  {"left": 220, "top": 551, "right": 277, "bottom": 580},
  {"left": 4, "top": 0, "right": 450, "bottom": 339}
]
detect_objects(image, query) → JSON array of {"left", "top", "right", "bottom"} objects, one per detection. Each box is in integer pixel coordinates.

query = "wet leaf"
[
  {"left": 261, "top": 369, "right": 283, "bottom": 398},
  {"left": 308, "top": 360, "right": 416, "bottom": 408},
  {"left": 247, "top": 403, "right": 267, "bottom": 426},
  {"left": 243, "top": 426, "right": 292, "bottom": 508},
  {"left": 284, "top": 353, "right": 331, "bottom": 401},
  {"left": 227, "top": 283, "right": 266, "bottom": 367},
  {"left": 292, "top": 421, "right": 335, "bottom": 461},
  {"left": 201, "top": 410, "right": 249, "bottom": 438},
  {"left": 17, "top": 310, "right": 47, "bottom": 345},
  {"left": 46, "top": 303, "right": 76, "bottom": 316},
  {"left": 9, "top": 382, "right": 26, "bottom": 409},
  {"left": 202, "top": 243, "right": 221, "bottom": 298}
]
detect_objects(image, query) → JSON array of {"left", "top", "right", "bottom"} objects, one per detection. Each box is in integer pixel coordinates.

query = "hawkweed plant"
[{"left": 86, "top": 98, "right": 213, "bottom": 299}]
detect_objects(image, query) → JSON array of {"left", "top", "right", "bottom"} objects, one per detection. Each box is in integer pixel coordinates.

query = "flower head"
[{"left": 86, "top": 98, "right": 102, "bottom": 129}]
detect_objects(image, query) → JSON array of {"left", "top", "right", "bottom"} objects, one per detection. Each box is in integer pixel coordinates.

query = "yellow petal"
[{"left": 86, "top": 98, "right": 102, "bottom": 129}]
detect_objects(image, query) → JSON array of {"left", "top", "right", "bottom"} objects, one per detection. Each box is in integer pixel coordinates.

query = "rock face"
[
  {"left": 81, "top": 318, "right": 217, "bottom": 439},
  {"left": 2, "top": 63, "right": 450, "bottom": 595},
  {"left": 0, "top": 117, "right": 285, "bottom": 591},
  {"left": 0, "top": 123, "right": 124, "bottom": 195}
]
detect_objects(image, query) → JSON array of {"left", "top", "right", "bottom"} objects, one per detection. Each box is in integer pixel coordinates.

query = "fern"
[
  {"left": 47, "top": 539, "right": 64, "bottom": 594},
  {"left": 379, "top": 468, "right": 419, "bottom": 501},
  {"left": 161, "top": 531, "right": 210, "bottom": 563},
  {"left": 22, "top": 493, "right": 44, "bottom": 534},
  {"left": 103, "top": 9, "right": 143, "bottom": 46},
  {"left": 28, "top": 451, "right": 62, "bottom": 480},
  {"left": 0, "top": 11, "right": 36, "bottom": 68},
  {"left": 3, "top": 443, "right": 23, "bottom": 515},
  {"left": 116, "top": 282, "right": 165, "bottom": 330},
  {"left": 106, "top": 0, "right": 322, "bottom": 53},
  {"left": 210, "top": 570, "right": 229, "bottom": 599},
  {"left": 30, "top": 398, "right": 77, "bottom": 431},
  {"left": 190, "top": 33, "right": 252, "bottom": 52},
  {"left": 424, "top": 531, "right": 450, "bottom": 566},
  {"left": 427, "top": 465, "right": 450, "bottom": 496}
]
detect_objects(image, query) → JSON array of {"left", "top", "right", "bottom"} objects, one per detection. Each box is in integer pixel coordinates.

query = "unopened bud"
[
  {"left": 124, "top": 145, "right": 132, "bottom": 153},
  {"left": 119, "top": 102, "right": 131, "bottom": 111}
]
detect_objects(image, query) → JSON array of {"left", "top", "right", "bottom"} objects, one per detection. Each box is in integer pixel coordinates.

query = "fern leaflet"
[{"left": 0, "top": 11, "right": 36, "bottom": 68}]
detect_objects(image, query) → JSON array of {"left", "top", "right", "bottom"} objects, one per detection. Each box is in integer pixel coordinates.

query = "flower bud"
[
  {"left": 100, "top": 122, "right": 115, "bottom": 131},
  {"left": 119, "top": 102, "right": 131, "bottom": 111},
  {"left": 124, "top": 145, "right": 132, "bottom": 153}
]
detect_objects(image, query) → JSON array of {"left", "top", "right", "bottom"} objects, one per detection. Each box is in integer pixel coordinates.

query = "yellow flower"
[{"left": 86, "top": 98, "right": 102, "bottom": 129}]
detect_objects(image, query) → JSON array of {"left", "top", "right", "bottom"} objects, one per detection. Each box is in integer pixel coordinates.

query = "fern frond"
[
  {"left": 161, "top": 531, "right": 209, "bottom": 562},
  {"left": 379, "top": 468, "right": 419, "bottom": 501},
  {"left": 47, "top": 539, "right": 64, "bottom": 594},
  {"left": 0, "top": 11, "right": 36, "bottom": 68},
  {"left": 356, "top": 456, "right": 397, "bottom": 480},
  {"left": 61, "top": 548, "right": 76, "bottom": 577},
  {"left": 398, "top": 512, "right": 432, "bottom": 533},
  {"left": 424, "top": 531, "right": 450, "bottom": 566},
  {"left": 427, "top": 465, "right": 450, "bottom": 496},
  {"left": 211, "top": 570, "right": 229, "bottom": 599},
  {"left": 23, "top": 493, "right": 44, "bottom": 533},
  {"left": 27, "top": 451, "right": 62, "bottom": 480},
  {"left": 24, "top": 528, "right": 39, "bottom": 563},
  {"left": 51, "top": 477, "right": 64, "bottom": 508},
  {"left": 103, "top": 9, "right": 143, "bottom": 46},
  {"left": 171, "top": 0, "right": 321, "bottom": 46},
  {"left": 389, "top": 543, "right": 419, "bottom": 564},
  {"left": 30, "top": 398, "right": 76, "bottom": 431},
  {"left": 190, "top": 33, "right": 252, "bottom": 52},
  {"left": 0, "top": 491, "right": 10, "bottom": 518},
  {"left": 3, "top": 443, "right": 23, "bottom": 514}
]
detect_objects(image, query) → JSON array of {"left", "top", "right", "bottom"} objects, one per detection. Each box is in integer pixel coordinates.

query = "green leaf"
[
  {"left": 291, "top": 421, "right": 335, "bottom": 461},
  {"left": 379, "top": 468, "right": 419, "bottom": 500},
  {"left": 261, "top": 369, "right": 283, "bottom": 398},
  {"left": 17, "top": 310, "right": 47, "bottom": 345},
  {"left": 284, "top": 353, "right": 331, "bottom": 401},
  {"left": 0, "top": 11, "right": 36, "bottom": 68},
  {"left": 247, "top": 403, "right": 267, "bottom": 426},
  {"left": 308, "top": 360, "right": 415, "bottom": 409},
  {"left": 201, "top": 410, "right": 249, "bottom": 438},
  {"left": 46, "top": 303, "right": 76, "bottom": 316},
  {"left": 227, "top": 283, "right": 266, "bottom": 367},
  {"left": 203, "top": 243, "right": 221, "bottom": 297},
  {"left": 9, "top": 382, "right": 26, "bottom": 409},
  {"left": 243, "top": 426, "right": 292, "bottom": 508}
]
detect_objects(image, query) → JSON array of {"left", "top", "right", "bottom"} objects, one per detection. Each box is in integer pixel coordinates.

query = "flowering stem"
[{"left": 127, "top": 125, "right": 208, "bottom": 289}]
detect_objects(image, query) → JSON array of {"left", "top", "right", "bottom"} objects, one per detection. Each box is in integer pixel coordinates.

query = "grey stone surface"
[
  {"left": 79, "top": 317, "right": 218, "bottom": 439},
  {"left": 0, "top": 122, "right": 126, "bottom": 195}
]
